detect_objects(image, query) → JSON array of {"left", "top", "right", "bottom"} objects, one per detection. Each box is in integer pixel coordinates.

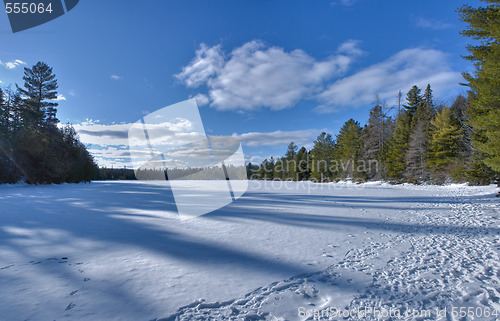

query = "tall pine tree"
[
  {"left": 362, "top": 104, "right": 393, "bottom": 179},
  {"left": 18, "top": 62, "right": 59, "bottom": 128}
]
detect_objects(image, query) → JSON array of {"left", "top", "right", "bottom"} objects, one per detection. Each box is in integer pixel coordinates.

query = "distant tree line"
[{"left": 0, "top": 62, "right": 97, "bottom": 184}]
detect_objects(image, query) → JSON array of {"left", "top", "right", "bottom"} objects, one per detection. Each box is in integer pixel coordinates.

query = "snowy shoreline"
[{"left": 0, "top": 181, "right": 498, "bottom": 320}]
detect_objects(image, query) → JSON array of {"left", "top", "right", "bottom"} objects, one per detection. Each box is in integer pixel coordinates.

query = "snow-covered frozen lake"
[{"left": 0, "top": 180, "right": 498, "bottom": 320}]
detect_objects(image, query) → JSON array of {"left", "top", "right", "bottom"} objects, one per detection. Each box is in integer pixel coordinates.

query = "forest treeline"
[
  {"left": 1, "top": 2, "right": 497, "bottom": 186},
  {"left": 0, "top": 62, "right": 97, "bottom": 184},
  {"left": 249, "top": 2, "right": 499, "bottom": 185}
]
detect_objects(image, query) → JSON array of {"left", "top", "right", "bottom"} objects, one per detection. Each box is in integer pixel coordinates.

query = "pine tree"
[
  {"left": 259, "top": 158, "right": 275, "bottom": 180},
  {"left": 0, "top": 87, "right": 9, "bottom": 182},
  {"left": 335, "top": 119, "right": 363, "bottom": 179},
  {"left": 0, "top": 87, "right": 7, "bottom": 134},
  {"left": 18, "top": 62, "right": 59, "bottom": 128},
  {"left": 450, "top": 95, "right": 473, "bottom": 158},
  {"left": 458, "top": 1, "right": 500, "bottom": 172},
  {"left": 386, "top": 110, "right": 412, "bottom": 180},
  {"left": 310, "top": 132, "right": 335, "bottom": 182},
  {"left": 385, "top": 86, "right": 423, "bottom": 180},
  {"left": 405, "top": 121, "right": 429, "bottom": 182},
  {"left": 428, "top": 108, "right": 463, "bottom": 180},
  {"left": 5, "top": 88, "right": 22, "bottom": 133}
]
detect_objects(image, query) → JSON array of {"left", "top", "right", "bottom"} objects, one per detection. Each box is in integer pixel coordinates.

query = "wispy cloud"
[
  {"left": 0, "top": 59, "right": 26, "bottom": 69},
  {"left": 177, "top": 42, "right": 461, "bottom": 114},
  {"left": 74, "top": 119, "right": 202, "bottom": 148},
  {"left": 176, "top": 40, "right": 363, "bottom": 112},
  {"left": 315, "top": 48, "right": 461, "bottom": 113},
  {"left": 413, "top": 16, "right": 453, "bottom": 30},
  {"left": 54, "top": 94, "right": 66, "bottom": 101},
  {"left": 233, "top": 129, "right": 320, "bottom": 147},
  {"left": 330, "top": 0, "right": 357, "bottom": 7},
  {"left": 72, "top": 118, "right": 321, "bottom": 167},
  {"left": 110, "top": 75, "right": 123, "bottom": 80}
]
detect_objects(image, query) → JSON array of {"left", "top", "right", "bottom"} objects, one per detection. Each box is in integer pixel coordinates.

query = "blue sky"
[{"left": 0, "top": 0, "right": 481, "bottom": 167}]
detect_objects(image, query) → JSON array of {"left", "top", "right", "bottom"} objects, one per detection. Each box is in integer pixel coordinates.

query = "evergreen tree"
[
  {"left": 428, "top": 108, "right": 463, "bottom": 179},
  {"left": 296, "top": 146, "right": 310, "bottom": 180},
  {"left": 458, "top": 1, "right": 500, "bottom": 172},
  {"left": 422, "top": 84, "right": 435, "bottom": 114},
  {"left": 405, "top": 121, "right": 429, "bottom": 181},
  {"left": 0, "top": 62, "right": 97, "bottom": 184},
  {"left": 362, "top": 104, "right": 393, "bottom": 179},
  {"left": 0, "top": 87, "right": 7, "bottom": 136},
  {"left": 273, "top": 158, "right": 285, "bottom": 180},
  {"left": 259, "top": 158, "right": 275, "bottom": 180},
  {"left": 285, "top": 142, "right": 297, "bottom": 159},
  {"left": 284, "top": 142, "right": 298, "bottom": 180},
  {"left": 403, "top": 85, "right": 423, "bottom": 114},
  {"left": 246, "top": 163, "right": 259, "bottom": 179}
]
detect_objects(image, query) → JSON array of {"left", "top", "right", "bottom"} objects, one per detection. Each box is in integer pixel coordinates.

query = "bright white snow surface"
[{"left": 0, "top": 180, "right": 498, "bottom": 321}]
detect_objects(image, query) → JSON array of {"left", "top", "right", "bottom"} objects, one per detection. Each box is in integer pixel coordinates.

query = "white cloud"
[
  {"left": 176, "top": 44, "right": 224, "bottom": 88},
  {"left": 233, "top": 129, "right": 320, "bottom": 147},
  {"left": 110, "top": 75, "right": 123, "bottom": 80},
  {"left": 331, "top": 0, "right": 357, "bottom": 7},
  {"left": 315, "top": 48, "right": 461, "bottom": 113},
  {"left": 176, "top": 40, "right": 362, "bottom": 112},
  {"left": 1, "top": 59, "right": 26, "bottom": 69},
  {"left": 54, "top": 94, "right": 66, "bottom": 101},
  {"left": 74, "top": 119, "right": 321, "bottom": 167},
  {"left": 413, "top": 17, "right": 453, "bottom": 30}
]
